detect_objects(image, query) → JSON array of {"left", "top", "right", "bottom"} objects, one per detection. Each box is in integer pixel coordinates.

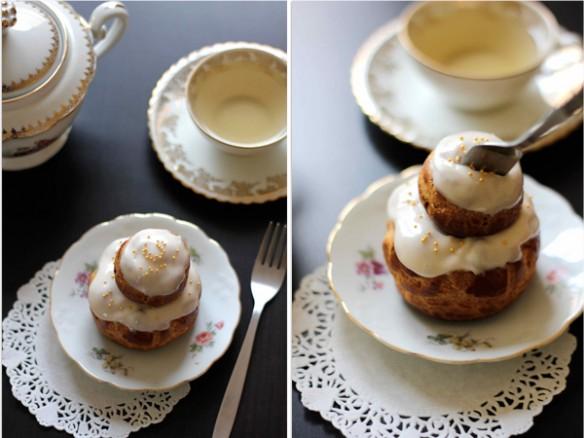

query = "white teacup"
[
  {"left": 186, "top": 43, "right": 287, "bottom": 156},
  {"left": 399, "top": 1, "right": 559, "bottom": 111}
]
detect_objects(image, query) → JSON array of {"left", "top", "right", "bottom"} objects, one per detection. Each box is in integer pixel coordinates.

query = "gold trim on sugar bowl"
[{"left": 2, "top": 0, "right": 128, "bottom": 171}]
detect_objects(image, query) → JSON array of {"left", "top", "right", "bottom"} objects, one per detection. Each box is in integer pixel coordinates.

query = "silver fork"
[{"left": 212, "top": 222, "right": 287, "bottom": 438}]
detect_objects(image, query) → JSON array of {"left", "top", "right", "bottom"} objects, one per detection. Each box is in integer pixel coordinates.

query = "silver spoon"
[{"left": 461, "top": 87, "right": 583, "bottom": 175}]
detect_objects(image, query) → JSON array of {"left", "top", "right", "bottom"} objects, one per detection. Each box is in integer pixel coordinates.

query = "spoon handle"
[{"left": 514, "top": 88, "right": 582, "bottom": 150}]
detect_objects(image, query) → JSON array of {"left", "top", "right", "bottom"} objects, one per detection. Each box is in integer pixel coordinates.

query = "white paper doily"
[
  {"left": 2, "top": 261, "right": 191, "bottom": 438},
  {"left": 292, "top": 266, "right": 578, "bottom": 438}
]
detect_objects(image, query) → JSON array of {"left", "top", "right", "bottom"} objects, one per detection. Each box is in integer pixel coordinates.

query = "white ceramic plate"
[
  {"left": 50, "top": 213, "right": 241, "bottom": 390},
  {"left": 351, "top": 20, "right": 583, "bottom": 152},
  {"left": 148, "top": 42, "right": 287, "bottom": 204},
  {"left": 327, "top": 167, "right": 584, "bottom": 364}
]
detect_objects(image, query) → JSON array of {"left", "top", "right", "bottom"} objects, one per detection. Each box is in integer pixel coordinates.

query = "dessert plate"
[
  {"left": 148, "top": 42, "right": 287, "bottom": 204},
  {"left": 327, "top": 166, "right": 584, "bottom": 364},
  {"left": 50, "top": 213, "right": 241, "bottom": 390},
  {"left": 352, "top": 20, "right": 583, "bottom": 152}
]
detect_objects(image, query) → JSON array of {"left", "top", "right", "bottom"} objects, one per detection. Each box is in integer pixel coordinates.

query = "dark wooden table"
[
  {"left": 3, "top": 2, "right": 286, "bottom": 437},
  {"left": 292, "top": 2, "right": 583, "bottom": 437}
]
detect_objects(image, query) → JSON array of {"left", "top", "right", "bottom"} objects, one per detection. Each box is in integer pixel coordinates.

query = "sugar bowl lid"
[{"left": 2, "top": 0, "right": 68, "bottom": 102}]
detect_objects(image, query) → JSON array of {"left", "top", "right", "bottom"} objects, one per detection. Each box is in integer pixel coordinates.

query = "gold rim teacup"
[{"left": 185, "top": 43, "right": 287, "bottom": 156}]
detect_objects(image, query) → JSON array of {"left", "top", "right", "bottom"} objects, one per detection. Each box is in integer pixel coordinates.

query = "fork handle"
[{"left": 212, "top": 303, "right": 264, "bottom": 438}]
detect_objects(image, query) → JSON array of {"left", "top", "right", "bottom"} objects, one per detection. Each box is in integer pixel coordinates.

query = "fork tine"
[
  {"left": 273, "top": 225, "right": 286, "bottom": 269},
  {"left": 265, "top": 223, "right": 282, "bottom": 266},
  {"left": 258, "top": 222, "right": 274, "bottom": 264}
]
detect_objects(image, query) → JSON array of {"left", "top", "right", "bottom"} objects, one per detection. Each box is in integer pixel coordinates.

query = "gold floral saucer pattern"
[
  {"left": 351, "top": 20, "right": 583, "bottom": 152},
  {"left": 148, "top": 42, "right": 287, "bottom": 204}
]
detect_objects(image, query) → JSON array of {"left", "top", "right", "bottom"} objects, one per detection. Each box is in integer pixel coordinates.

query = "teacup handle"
[{"left": 89, "top": 1, "right": 128, "bottom": 59}]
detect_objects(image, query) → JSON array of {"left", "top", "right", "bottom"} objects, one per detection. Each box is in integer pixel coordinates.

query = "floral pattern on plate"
[
  {"left": 190, "top": 320, "right": 224, "bottom": 354},
  {"left": 356, "top": 247, "right": 386, "bottom": 291},
  {"left": 190, "top": 247, "right": 201, "bottom": 264},
  {"left": 544, "top": 268, "right": 570, "bottom": 294},
  {"left": 328, "top": 170, "right": 584, "bottom": 363},
  {"left": 71, "top": 262, "right": 97, "bottom": 298},
  {"left": 427, "top": 333, "right": 493, "bottom": 351},
  {"left": 50, "top": 213, "right": 241, "bottom": 390},
  {"left": 91, "top": 347, "right": 132, "bottom": 376}
]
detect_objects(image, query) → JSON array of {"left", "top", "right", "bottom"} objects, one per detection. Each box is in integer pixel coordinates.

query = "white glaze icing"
[
  {"left": 387, "top": 176, "right": 539, "bottom": 278},
  {"left": 430, "top": 131, "right": 523, "bottom": 214},
  {"left": 119, "top": 229, "right": 190, "bottom": 296},
  {"left": 89, "top": 239, "right": 201, "bottom": 332}
]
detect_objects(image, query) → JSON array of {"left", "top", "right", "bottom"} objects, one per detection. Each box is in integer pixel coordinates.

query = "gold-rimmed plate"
[
  {"left": 351, "top": 20, "right": 583, "bottom": 152},
  {"left": 327, "top": 167, "right": 584, "bottom": 364},
  {"left": 147, "top": 42, "right": 287, "bottom": 204},
  {"left": 50, "top": 213, "right": 241, "bottom": 390}
]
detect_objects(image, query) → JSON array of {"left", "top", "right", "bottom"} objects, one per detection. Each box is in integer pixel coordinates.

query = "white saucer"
[
  {"left": 148, "top": 43, "right": 287, "bottom": 204},
  {"left": 352, "top": 20, "right": 583, "bottom": 152},
  {"left": 50, "top": 213, "right": 241, "bottom": 390},
  {"left": 327, "top": 167, "right": 584, "bottom": 364}
]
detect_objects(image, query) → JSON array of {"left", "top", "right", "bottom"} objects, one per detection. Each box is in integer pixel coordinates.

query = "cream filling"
[
  {"left": 120, "top": 229, "right": 190, "bottom": 297},
  {"left": 430, "top": 131, "right": 523, "bottom": 214},
  {"left": 89, "top": 239, "right": 201, "bottom": 332},
  {"left": 387, "top": 177, "right": 539, "bottom": 278}
]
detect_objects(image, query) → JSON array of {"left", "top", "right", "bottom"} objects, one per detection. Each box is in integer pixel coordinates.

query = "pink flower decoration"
[
  {"left": 545, "top": 269, "right": 567, "bottom": 284},
  {"left": 356, "top": 261, "right": 371, "bottom": 276},
  {"left": 75, "top": 272, "right": 89, "bottom": 286},
  {"left": 215, "top": 321, "right": 224, "bottom": 330},
  {"left": 371, "top": 260, "right": 386, "bottom": 275},
  {"left": 373, "top": 281, "right": 383, "bottom": 290},
  {"left": 195, "top": 331, "right": 213, "bottom": 345}
]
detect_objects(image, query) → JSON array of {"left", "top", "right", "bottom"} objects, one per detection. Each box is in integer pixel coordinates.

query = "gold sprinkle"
[
  {"left": 447, "top": 158, "right": 453, "bottom": 163},
  {"left": 479, "top": 177, "right": 484, "bottom": 182},
  {"left": 433, "top": 248, "right": 439, "bottom": 254},
  {"left": 459, "top": 136, "right": 464, "bottom": 141},
  {"left": 107, "top": 302, "right": 112, "bottom": 308},
  {"left": 454, "top": 155, "right": 461, "bottom": 163},
  {"left": 449, "top": 247, "right": 455, "bottom": 253},
  {"left": 413, "top": 224, "right": 418, "bottom": 229},
  {"left": 468, "top": 171, "right": 473, "bottom": 177}
]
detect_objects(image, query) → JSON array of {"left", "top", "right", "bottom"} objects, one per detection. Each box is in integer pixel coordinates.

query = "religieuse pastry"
[
  {"left": 89, "top": 229, "right": 201, "bottom": 350},
  {"left": 383, "top": 131, "right": 540, "bottom": 320}
]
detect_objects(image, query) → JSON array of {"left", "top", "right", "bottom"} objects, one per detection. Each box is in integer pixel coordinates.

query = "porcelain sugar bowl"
[{"left": 2, "top": 0, "right": 128, "bottom": 170}]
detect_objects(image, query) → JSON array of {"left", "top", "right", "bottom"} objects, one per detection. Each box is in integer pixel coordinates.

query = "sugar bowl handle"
[{"left": 89, "top": 1, "right": 128, "bottom": 59}]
